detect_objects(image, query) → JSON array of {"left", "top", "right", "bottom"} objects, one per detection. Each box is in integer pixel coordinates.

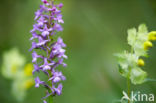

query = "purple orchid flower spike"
[
  {"left": 35, "top": 77, "right": 44, "bottom": 88},
  {"left": 30, "top": 0, "right": 67, "bottom": 102}
]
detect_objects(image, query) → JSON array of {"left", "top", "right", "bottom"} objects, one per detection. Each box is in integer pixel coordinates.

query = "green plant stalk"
[
  {"left": 127, "top": 78, "right": 130, "bottom": 103},
  {"left": 49, "top": 95, "right": 53, "bottom": 103},
  {"left": 127, "top": 47, "right": 134, "bottom": 103},
  {"left": 49, "top": 1, "right": 54, "bottom": 103},
  {"left": 127, "top": 66, "right": 132, "bottom": 103},
  {"left": 48, "top": 71, "right": 53, "bottom": 103}
]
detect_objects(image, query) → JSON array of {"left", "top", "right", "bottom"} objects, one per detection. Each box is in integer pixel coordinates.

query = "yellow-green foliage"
[{"left": 1, "top": 48, "right": 34, "bottom": 102}]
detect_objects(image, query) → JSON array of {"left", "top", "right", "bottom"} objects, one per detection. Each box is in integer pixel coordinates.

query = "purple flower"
[
  {"left": 32, "top": 51, "right": 43, "bottom": 63},
  {"left": 30, "top": 38, "right": 49, "bottom": 51},
  {"left": 48, "top": 6, "right": 56, "bottom": 12},
  {"left": 54, "top": 14, "right": 64, "bottom": 23},
  {"left": 49, "top": 71, "right": 66, "bottom": 83},
  {"left": 40, "top": 5, "right": 49, "bottom": 12},
  {"left": 37, "top": 37, "right": 50, "bottom": 46},
  {"left": 33, "top": 64, "right": 40, "bottom": 74},
  {"left": 58, "top": 3, "right": 63, "bottom": 8},
  {"left": 55, "top": 84, "right": 63, "bottom": 95},
  {"left": 40, "top": 25, "right": 53, "bottom": 37},
  {"left": 30, "top": 0, "right": 67, "bottom": 101},
  {"left": 43, "top": 100, "right": 47, "bottom": 103},
  {"left": 30, "top": 24, "right": 40, "bottom": 33},
  {"left": 57, "top": 37, "right": 66, "bottom": 47},
  {"left": 29, "top": 42, "right": 38, "bottom": 51},
  {"left": 42, "top": 0, "right": 49, "bottom": 5},
  {"left": 58, "top": 59, "right": 67, "bottom": 67},
  {"left": 40, "top": 58, "right": 54, "bottom": 71},
  {"left": 53, "top": 23, "right": 63, "bottom": 31},
  {"left": 37, "top": 16, "right": 47, "bottom": 27},
  {"left": 35, "top": 77, "right": 44, "bottom": 88},
  {"left": 35, "top": 10, "right": 42, "bottom": 20},
  {"left": 54, "top": 9, "right": 61, "bottom": 15},
  {"left": 30, "top": 32, "right": 39, "bottom": 40},
  {"left": 51, "top": 37, "right": 67, "bottom": 58}
]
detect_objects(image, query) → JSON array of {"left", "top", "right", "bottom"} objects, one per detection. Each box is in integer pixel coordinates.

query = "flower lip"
[
  {"left": 30, "top": 32, "right": 40, "bottom": 40},
  {"left": 40, "top": 25, "right": 53, "bottom": 37},
  {"left": 40, "top": 58, "right": 54, "bottom": 71},
  {"left": 32, "top": 51, "right": 43, "bottom": 63},
  {"left": 35, "top": 10, "right": 42, "bottom": 20},
  {"left": 49, "top": 71, "right": 66, "bottom": 83},
  {"left": 55, "top": 84, "right": 63, "bottom": 95},
  {"left": 35, "top": 77, "right": 44, "bottom": 88},
  {"left": 33, "top": 64, "right": 40, "bottom": 74}
]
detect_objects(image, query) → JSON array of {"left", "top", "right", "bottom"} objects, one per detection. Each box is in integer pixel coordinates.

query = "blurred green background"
[{"left": 0, "top": 0, "right": 156, "bottom": 103}]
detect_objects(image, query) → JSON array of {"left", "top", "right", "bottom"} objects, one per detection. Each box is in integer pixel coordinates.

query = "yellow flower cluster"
[
  {"left": 148, "top": 31, "right": 156, "bottom": 41},
  {"left": 24, "top": 63, "right": 34, "bottom": 89},
  {"left": 116, "top": 24, "right": 156, "bottom": 85},
  {"left": 143, "top": 31, "right": 156, "bottom": 50},
  {"left": 139, "top": 31, "right": 156, "bottom": 66}
]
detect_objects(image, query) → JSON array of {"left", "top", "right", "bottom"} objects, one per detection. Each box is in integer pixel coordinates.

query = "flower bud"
[
  {"left": 148, "top": 31, "right": 156, "bottom": 41},
  {"left": 143, "top": 41, "right": 153, "bottom": 50},
  {"left": 137, "top": 59, "right": 145, "bottom": 66}
]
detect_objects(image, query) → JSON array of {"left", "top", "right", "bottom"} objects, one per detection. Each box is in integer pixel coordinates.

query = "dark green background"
[{"left": 0, "top": 0, "right": 156, "bottom": 103}]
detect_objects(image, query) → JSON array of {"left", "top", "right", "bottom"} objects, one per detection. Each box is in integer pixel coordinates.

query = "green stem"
[
  {"left": 127, "top": 47, "right": 133, "bottom": 103},
  {"left": 49, "top": 95, "right": 53, "bottom": 103},
  {"left": 127, "top": 78, "right": 130, "bottom": 103}
]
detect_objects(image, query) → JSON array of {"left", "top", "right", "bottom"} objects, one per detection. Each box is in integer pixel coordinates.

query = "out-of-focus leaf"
[
  {"left": 127, "top": 28, "right": 137, "bottom": 47},
  {"left": 133, "top": 24, "right": 148, "bottom": 57},
  {"left": 1, "top": 48, "right": 26, "bottom": 79},
  {"left": 130, "top": 67, "right": 147, "bottom": 85},
  {"left": 115, "top": 51, "right": 138, "bottom": 78},
  {"left": 144, "top": 78, "right": 156, "bottom": 82},
  {"left": 138, "top": 24, "right": 148, "bottom": 34}
]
